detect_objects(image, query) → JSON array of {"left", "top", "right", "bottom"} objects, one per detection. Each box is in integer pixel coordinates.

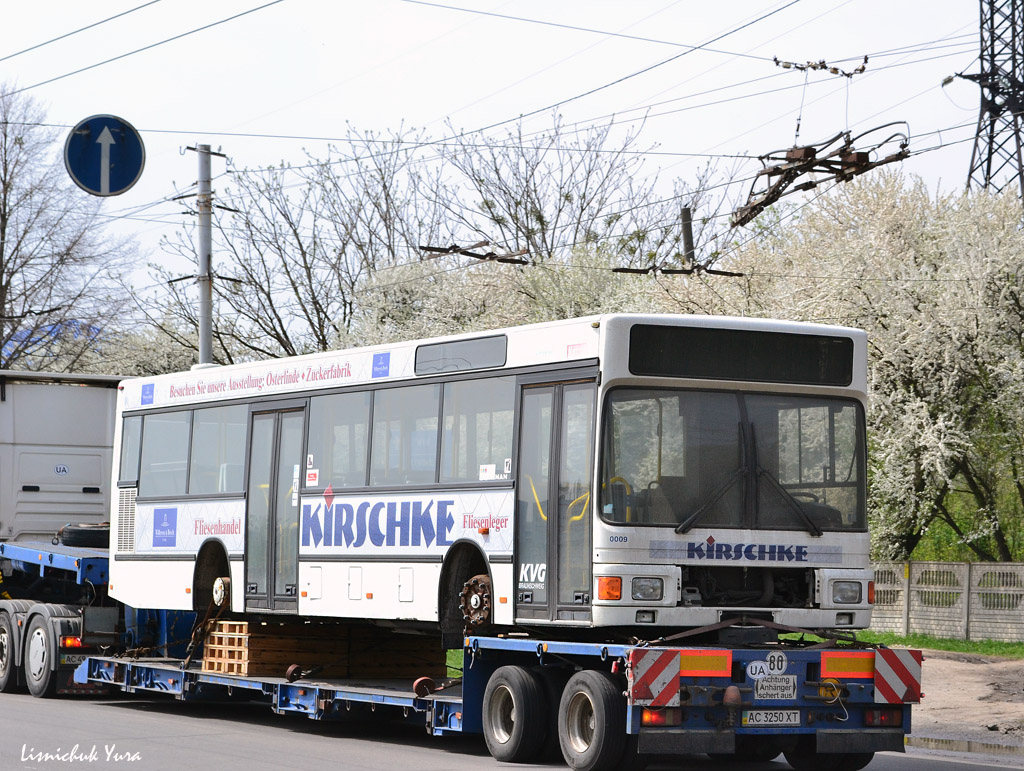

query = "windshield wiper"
[
  {"left": 750, "top": 424, "right": 823, "bottom": 537},
  {"left": 676, "top": 422, "right": 746, "bottom": 534},
  {"left": 675, "top": 466, "right": 744, "bottom": 534}
]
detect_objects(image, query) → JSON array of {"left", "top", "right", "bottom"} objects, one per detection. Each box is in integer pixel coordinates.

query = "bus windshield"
[{"left": 599, "top": 389, "right": 865, "bottom": 532}]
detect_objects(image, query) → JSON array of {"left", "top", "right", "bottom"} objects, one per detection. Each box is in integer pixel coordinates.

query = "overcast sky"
[{"left": 0, "top": 1, "right": 984, "bottom": 274}]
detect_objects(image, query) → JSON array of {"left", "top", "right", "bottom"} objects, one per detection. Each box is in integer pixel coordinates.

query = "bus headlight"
[
  {"left": 831, "top": 580, "right": 863, "bottom": 604},
  {"left": 632, "top": 577, "right": 664, "bottom": 601}
]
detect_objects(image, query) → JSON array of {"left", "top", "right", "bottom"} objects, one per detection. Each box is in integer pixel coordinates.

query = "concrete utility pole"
[
  {"left": 196, "top": 144, "right": 213, "bottom": 365},
  {"left": 964, "top": 0, "right": 1024, "bottom": 196}
]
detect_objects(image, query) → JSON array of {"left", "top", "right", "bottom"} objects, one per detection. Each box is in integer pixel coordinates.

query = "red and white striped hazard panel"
[
  {"left": 874, "top": 648, "right": 923, "bottom": 704},
  {"left": 628, "top": 649, "right": 681, "bottom": 707}
]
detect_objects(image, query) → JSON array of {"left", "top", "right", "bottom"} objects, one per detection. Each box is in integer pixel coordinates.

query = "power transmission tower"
[{"left": 964, "top": 0, "right": 1024, "bottom": 196}]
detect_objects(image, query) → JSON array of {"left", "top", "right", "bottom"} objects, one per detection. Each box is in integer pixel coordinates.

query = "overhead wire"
[
  {"left": 0, "top": 4, "right": 985, "bottom": 283},
  {"left": 1, "top": 0, "right": 287, "bottom": 98},
  {"left": 397, "top": 0, "right": 776, "bottom": 62},
  {"left": 434, "top": 0, "right": 805, "bottom": 143},
  {"left": 0, "top": 0, "right": 165, "bottom": 64}
]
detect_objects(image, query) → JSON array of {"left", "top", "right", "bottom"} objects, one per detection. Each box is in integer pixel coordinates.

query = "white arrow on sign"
[{"left": 97, "top": 126, "right": 115, "bottom": 195}]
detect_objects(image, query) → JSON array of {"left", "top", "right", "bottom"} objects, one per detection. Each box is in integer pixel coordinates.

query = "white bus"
[{"left": 108, "top": 314, "right": 872, "bottom": 645}]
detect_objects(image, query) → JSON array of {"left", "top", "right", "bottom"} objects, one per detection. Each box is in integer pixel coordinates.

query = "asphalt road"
[{"left": 2, "top": 691, "right": 1022, "bottom": 771}]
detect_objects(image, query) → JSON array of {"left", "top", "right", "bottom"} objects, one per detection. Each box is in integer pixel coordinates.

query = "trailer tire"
[
  {"left": 558, "top": 670, "right": 626, "bottom": 771},
  {"left": 23, "top": 616, "right": 57, "bottom": 698},
  {"left": 784, "top": 750, "right": 874, "bottom": 771},
  {"left": 482, "top": 665, "right": 547, "bottom": 763},
  {"left": 58, "top": 523, "right": 109, "bottom": 548},
  {"left": 0, "top": 611, "right": 23, "bottom": 693}
]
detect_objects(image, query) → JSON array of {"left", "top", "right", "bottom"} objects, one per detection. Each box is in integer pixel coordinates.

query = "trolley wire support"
[
  {"left": 773, "top": 55, "right": 868, "bottom": 78},
  {"left": 730, "top": 123, "right": 910, "bottom": 228},
  {"left": 959, "top": 0, "right": 1024, "bottom": 197},
  {"left": 611, "top": 263, "right": 744, "bottom": 278},
  {"left": 420, "top": 241, "right": 530, "bottom": 265}
]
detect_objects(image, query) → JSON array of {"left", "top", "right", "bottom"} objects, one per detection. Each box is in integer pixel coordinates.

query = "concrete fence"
[{"left": 871, "top": 561, "right": 1024, "bottom": 642}]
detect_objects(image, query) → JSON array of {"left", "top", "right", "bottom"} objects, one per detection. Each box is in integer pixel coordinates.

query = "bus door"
[
  {"left": 244, "top": 402, "right": 306, "bottom": 613},
  {"left": 515, "top": 379, "right": 596, "bottom": 624}
]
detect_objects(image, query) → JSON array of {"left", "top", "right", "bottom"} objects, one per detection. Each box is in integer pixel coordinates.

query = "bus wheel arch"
[
  {"left": 192, "top": 540, "right": 230, "bottom": 614},
  {"left": 438, "top": 541, "right": 489, "bottom": 648}
]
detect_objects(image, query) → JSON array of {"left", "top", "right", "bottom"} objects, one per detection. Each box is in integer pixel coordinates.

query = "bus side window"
[
  {"left": 119, "top": 415, "right": 143, "bottom": 486},
  {"left": 188, "top": 404, "right": 247, "bottom": 494},
  {"left": 308, "top": 391, "right": 370, "bottom": 489},
  {"left": 440, "top": 376, "right": 515, "bottom": 483},
  {"left": 138, "top": 411, "right": 191, "bottom": 498},
  {"left": 370, "top": 384, "right": 440, "bottom": 486}
]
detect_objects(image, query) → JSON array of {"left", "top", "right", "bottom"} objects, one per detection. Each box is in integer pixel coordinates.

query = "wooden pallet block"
[{"left": 200, "top": 620, "right": 446, "bottom": 679}]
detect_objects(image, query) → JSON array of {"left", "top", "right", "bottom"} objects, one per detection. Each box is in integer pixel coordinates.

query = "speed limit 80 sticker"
[{"left": 746, "top": 650, "right": 788, "bottom": 679}]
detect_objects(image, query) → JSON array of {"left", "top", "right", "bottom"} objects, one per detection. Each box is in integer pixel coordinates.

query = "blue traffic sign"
[{"left": 64, "top": 115, "right": 145, "bottom": 197}]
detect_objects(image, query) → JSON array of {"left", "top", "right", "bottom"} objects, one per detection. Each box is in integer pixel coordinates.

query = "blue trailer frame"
[
  {"left": 3, "top": 540, "right": 918, "bottom": 769},
  {"left": 77, "top": 633, "right": 916, "bottom": 767}
]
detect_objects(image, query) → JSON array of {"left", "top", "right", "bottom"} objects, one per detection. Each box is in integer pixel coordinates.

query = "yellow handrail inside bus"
[
  {"left": 527, "top": 475, "right": 547, "bottom": 522},
  {"left": 568, "top": 491, "right": 589, "bottom": 522},
  {"left": 608, "top": 476, "right": 633, "bottom": 522}
]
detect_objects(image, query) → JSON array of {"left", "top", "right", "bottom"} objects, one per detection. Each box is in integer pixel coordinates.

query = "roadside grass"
[
  {"left": 781, "top": 631, "right": 1024, "bottom": 659},
  {"left": 852, "top": 631, "right": 1024, "bottom": 659}
]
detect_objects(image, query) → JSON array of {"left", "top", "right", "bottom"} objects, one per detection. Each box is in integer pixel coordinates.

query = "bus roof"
[{"left": 118, "top": 314, "right": 866, "bottom": 411}]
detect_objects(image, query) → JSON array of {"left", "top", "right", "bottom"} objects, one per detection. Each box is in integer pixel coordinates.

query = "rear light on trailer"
[
  {"left": 642, "top": 707, "right": 682, "bottom": 727},
  {"left": 864, "top": 708, "right": 903, "bottom": 727},
  {"left": 60, "top": 636, "right": 84, "bottom": 649},
  {"left": 597, "top": 576, "right": 622, "bottom": 601}
]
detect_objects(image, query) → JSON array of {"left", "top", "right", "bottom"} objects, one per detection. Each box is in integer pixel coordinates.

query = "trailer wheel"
[
  {"left": 482, "top": 665, "right": 547, "bottom": 763},
  {"left": 784, "top": 750, "right": 874, "bottom": 771},
  {"left": 24, "top": 616, "right": 57, "bottom": 698},
  {"left": 0, "top": 612, "right": 24, "bottom": 693},
  {"left": 558, "top": 670, "right": 626, "bottom": 771}
]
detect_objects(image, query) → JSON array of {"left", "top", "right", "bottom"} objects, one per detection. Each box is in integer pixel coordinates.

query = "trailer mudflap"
[
  {"left": 816, "top": 728, "right": 906, "bottom": 754},
  {"left": 639, "top": 728, "right": 734, "bottom": 755}
]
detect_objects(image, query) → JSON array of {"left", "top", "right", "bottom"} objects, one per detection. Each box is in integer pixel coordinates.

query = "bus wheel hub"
[{"left": 460, "top": 574, "right": 492, "bottom": 629}]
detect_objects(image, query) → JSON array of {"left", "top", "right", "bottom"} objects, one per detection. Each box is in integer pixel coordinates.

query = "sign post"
[{"left": 64, "top": 115, "right": 145, "bottom": 197}]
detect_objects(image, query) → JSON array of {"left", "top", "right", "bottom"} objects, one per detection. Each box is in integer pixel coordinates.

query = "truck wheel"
[
  {"left": 0, "top": 612, "right": 24, "bottom": 693},
  {"left": 482, "top": 665, "right": 546, "bottom": 762},
  {"left": 558, "top": 670, "right": 626, "bottom": 771},
  {"left": 784, "top": 750, "right": 874, "bottom": 771},
  {"left": 23, "top": 616, "right": 57, "bottom": 698}
]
